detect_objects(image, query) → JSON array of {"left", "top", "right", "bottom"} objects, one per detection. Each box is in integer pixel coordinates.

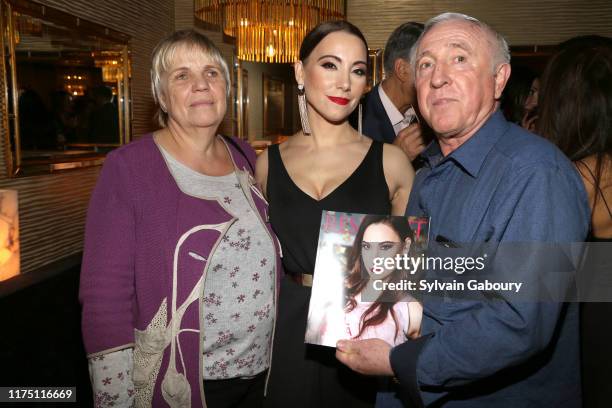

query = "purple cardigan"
[{"left": 80, "top": 134, "right": 281, "bottom": 407}]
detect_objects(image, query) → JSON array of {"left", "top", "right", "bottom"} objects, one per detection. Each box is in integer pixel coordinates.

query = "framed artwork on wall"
[
  {"left": 263, "top": 74, "right": 285, "bottom": 137},
  {"left": 367, "top": 48, "right": 384, "bottom": 92}
]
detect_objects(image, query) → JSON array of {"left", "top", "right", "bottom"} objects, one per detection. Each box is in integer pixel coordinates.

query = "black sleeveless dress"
[
  {"left": 581, "top": 234, "right": 612, "bottom": 408},
  {"left": 265, "top": 141, "right": 391, "bottom": 408},
  {"left": 578, "top": 174, "right": 612, "bottom": 408}
]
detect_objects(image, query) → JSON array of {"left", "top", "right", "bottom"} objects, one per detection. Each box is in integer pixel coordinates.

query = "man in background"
[{"left": 352, "top": 22, "right": 428, "bottom": 163}]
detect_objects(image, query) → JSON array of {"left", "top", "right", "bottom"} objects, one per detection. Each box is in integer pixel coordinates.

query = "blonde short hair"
[{"left": 150, "top": 29, "right": 230, "bottom": 127}]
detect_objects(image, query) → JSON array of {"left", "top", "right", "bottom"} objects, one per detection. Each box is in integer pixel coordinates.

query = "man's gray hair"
[
  {"left": 409, "top": 12, "right": 510, "bottom": 73},
  {"left": 383, "top": 22, "right": 424, "bottom": 75}
]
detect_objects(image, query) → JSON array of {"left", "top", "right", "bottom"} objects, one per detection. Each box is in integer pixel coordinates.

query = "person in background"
[
  {"left": 88, "top": 86, "right": 119, "bottom": 144},
  {"left": 18, "top": 88, "right": 53, "bottom": 149},
  {"left": 49, "top": 90, "right": 76, "bottom": 146},
  {"left": 80, "top": 29, "right": 281, "bottom": 408},
  {"left": 522, "top": 76, "right": 539, "bottom": 129},
  {"left": 256, "top": 20, "right": 415, "bottom": 407},
  {"left": 500, "top": 65, "right": 538, "bottom": 130},
  {"left": 336, "top": 13, "right": 589, "bottom": 408},
  {"left": 537, "top": 35, "right": 612, "bottom": 408},
  {"left": 351, "top": 22, "right": 429, "bottom": 163}
]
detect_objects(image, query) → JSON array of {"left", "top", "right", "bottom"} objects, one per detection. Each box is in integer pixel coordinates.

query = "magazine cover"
[{"left": 305, "top": 211, "right": 430, "bottom": 348}]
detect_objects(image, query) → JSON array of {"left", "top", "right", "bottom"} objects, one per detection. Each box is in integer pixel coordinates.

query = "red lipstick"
[{"left": 327, "top": 96, "right": 350, "bottom": 105}]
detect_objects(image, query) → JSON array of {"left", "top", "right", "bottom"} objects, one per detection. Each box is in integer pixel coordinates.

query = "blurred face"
[
  {"left": 160, "top": 45, "right": 227, "bottom": 130},
  {"left": 414, "top": 20, "right": 509, "bottom": 144},
  {"left": 524, "top": 77, "right": 539, "bottom": 112},
  {"left": 295, "top": 31, "right": 367, "bottom": 126},
  {"left": 361, "top": 223, "right": 409, "bottom": 279}
]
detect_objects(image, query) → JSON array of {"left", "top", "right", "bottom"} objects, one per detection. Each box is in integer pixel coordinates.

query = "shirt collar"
[
  {"left": 378, "top": 85, "right": 405, "bottom": 127},
  {"left": 422, "top": 110, "right": 510, "bottom": 177}
]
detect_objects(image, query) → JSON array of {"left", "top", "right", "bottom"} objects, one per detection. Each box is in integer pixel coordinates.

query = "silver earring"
[
  {"left": 297, "top": 84, "right": 312, "bottom": 135},
  {"left": 358, "top": 103, "right": 363, "bottom": 135}
]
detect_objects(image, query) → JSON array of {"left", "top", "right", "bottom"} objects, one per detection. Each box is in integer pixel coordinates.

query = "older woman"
[
  {"left": 80, "top": 30, "right": 280, "bottom": 408},
  {"left": 256, "top": 21, "right": 414, "bottom": 407}
]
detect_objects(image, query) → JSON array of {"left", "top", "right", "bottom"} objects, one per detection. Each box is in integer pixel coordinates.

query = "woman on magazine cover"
[
  {"left": 255, "top": 21, "right": 415, "bottom": 407},
  {"left": 80, "top": 30, "right": 281, "bottom": 408},
  {"left": 309, "top": 215, "right": 422, "bottom": 348},
  {"left": 343, "top": 215, "right": 422, "bottom": 346}
]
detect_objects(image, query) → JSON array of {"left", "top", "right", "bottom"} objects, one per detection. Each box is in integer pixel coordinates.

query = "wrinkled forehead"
[{"left": 418, "top": 20, "right": 490, "bottom": 59}]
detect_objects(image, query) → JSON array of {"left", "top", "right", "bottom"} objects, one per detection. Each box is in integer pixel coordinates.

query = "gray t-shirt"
[{"left": 160, "top": 145, "right": 275, "bottom": 379}]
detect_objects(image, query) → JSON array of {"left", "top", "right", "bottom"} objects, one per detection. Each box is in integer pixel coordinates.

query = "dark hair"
[
  {"left": 344, "top": 215, "right": 415, "bottom": 340},
  {"left": 501, "top": 65, "right": 537, "bottom": 124},
  {"left": 91, "top": 86, "right": 113, "bottom": 102},
  {"left": 538, "top": 35, "right": 612, "bottom": 215},
  {"left": 299, "top": 20, "right": 368, "bottom": 63},
  {"left": 383, "top": 22, "right": 424, "bottom": 74}
]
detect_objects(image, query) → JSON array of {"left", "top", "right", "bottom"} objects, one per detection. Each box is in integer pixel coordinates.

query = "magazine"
[{"left": 305, "top": 211, "right": 429, "bottom": 347}]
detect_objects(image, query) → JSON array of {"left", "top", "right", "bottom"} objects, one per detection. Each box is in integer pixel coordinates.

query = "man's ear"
[
  {"left": 494, "top": 63, "right": 511, "bottom": 100},
  {"left": 294, "top": 60, "right": 305, "bottom": 87},
  {"left": 394, "top": 58, "right": 411, "bottom": 83}
]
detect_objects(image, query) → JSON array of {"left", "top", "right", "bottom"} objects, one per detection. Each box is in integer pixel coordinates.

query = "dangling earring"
[
  {"left": 358, "top": 103, "right": 363, "bottom": 135},
  {"left": 297, "top": 84, "right": 312, "bottom": 135}
]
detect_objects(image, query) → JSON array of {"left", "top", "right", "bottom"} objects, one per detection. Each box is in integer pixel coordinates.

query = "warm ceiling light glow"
[
  {"left": 266, "top": 44, "right": 276, "bottom": 58},
  {"left": 195, "top": 0, "right": 345, "bottom": 63}
]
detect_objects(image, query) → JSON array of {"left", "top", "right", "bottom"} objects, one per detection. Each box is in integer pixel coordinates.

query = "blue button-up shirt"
[{"left": 390, "top": 111, "right": 590, "bottom": 407}]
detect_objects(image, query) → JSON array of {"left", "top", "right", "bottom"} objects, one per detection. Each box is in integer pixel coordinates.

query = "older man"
[
  {"left": 337, "top": 13, "right": 589, "bottom": 407},
  {"left": 351, "top": 22, "right": 428, "bottom": 162}
]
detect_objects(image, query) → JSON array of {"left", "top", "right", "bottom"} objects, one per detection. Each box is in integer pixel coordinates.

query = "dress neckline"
[{"left": 275, "top": 141, "right": 376, "bottom": 203}]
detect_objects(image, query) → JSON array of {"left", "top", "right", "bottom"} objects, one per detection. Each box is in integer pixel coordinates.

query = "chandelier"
[{"left": 195, "top": 0, "right": 345, "bottom": 63}]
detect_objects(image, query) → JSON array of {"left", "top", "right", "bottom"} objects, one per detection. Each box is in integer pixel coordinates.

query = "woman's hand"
[{"left": 521, "top": 110, "right": 538, "bottom": 132}]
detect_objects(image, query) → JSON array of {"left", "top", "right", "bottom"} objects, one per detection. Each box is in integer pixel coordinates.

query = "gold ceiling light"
[{"left": 195, "top": 0, "right": 345, "bottom": 63}]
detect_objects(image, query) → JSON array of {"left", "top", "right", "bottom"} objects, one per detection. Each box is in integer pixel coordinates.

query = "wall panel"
[
  {"left": 175, "top": 0, "right": 194, "bottom": 30},
  {"left": 347, "top": 0, "right": 612, "bottom": 49}
]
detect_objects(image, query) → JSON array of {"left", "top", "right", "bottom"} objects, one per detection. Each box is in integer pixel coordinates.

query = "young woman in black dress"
[
  {"left": 256, "top": 21, "right": 415, "bottom": 407},
  {"left": 537, "top": 35, "right": 612, "bottom": 408}
]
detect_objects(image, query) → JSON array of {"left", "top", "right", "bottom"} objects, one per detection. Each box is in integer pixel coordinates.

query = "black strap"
[
  {"left": 221, "top": 135, "right": 255, "bottom": 174},
  {"left": 577, "top": 160, "right": 612, "bottom": 220}
]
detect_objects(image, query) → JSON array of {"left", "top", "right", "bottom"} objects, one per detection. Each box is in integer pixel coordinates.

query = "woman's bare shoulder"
[
  {"left": 255, "top": 147, "right": 271, "bottom": 195},
  {"left": 575, "top": 153, "right": 612, "bottom": 185},
  {"left": 382, "top": 143, "right": 414, "bottom": 178}
]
